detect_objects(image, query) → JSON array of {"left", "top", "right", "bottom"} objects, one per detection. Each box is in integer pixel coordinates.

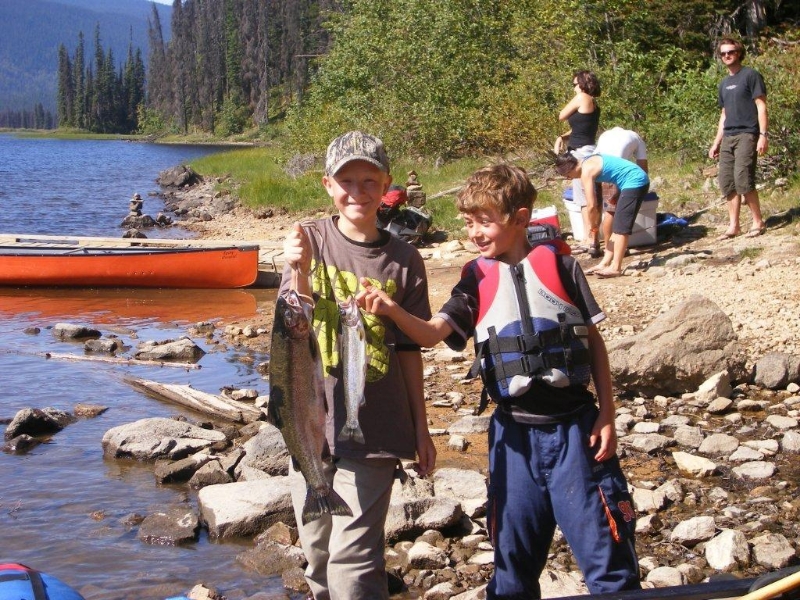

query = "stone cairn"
[
  {"left": 405, "top": 170, "right": 426, "bottom": 208},
  {"left": 120, "top": 192, "right": 171, "bottom": 236},
  {"left": 129, "top": 192, "right": 144, "bottom": 216}
]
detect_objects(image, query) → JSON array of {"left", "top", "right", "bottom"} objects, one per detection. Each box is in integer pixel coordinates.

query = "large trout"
[
  {"left": 337, "top": 295, "right": 367, "bottom": 444},
  {"left": 269, "top": 290, "right": 352, "bottom": 524}
]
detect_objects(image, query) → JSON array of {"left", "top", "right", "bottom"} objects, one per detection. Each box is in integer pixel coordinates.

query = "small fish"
[
  {"left": 337, "top": 295, "right": 367, "bottom": 444},
  {"left": 269, "top": 290, "right": 352, "bottom": 524}
]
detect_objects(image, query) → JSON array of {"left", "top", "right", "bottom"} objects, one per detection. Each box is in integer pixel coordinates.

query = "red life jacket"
[{"left": 467, "top": 242, "right": 591, "bottom": 410}]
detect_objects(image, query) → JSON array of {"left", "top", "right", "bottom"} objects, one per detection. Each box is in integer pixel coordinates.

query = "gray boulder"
[
  {"left": 120, "top": 214, "right": 156, "bottom": 229},
  {"left": 154, "top": 452, "right": 212, "bottom": 484},
  {"left": 236, "top": 539, "right": 306, "bottom": 576},
  {"left": 198, "top": 478, "right": 295, "bottom": 538},
  {"left": 3, "top": 434, "right": 40, "bottom": 453},
  {"left": 53, "top": 323, "right": 101, "bottom": 340},
  {"left": 134, "top": 337, "right": 206, "bottom": 362},
  {"left": 84, "top": 338, "right": 123, "bottom": 354},
  {"left": 433, "top": 468, "right": 487, "bottom": 518},
  {"left": 101, "top": 417, "right": 227, "bottom": 460},
  {"left": 607, "top": 295, "right": 746, "bottom": 396},
  {"left": 138, "top": 505, "right": 200, "bottom": 545},
  {"left": 235, "top": 424, "right": 290, "bottom": 478},
  {"left": 189, "top": 460, "right": 233, "bottom": 489},
  {"left": 447, "top": 415, "right": 491, "bottom": 435},
  {"left": 753, "top": 352, "right": 800, "bottom": 389},
  {"left": 385, "top": 475, "right": 464, "bottom": 542},
  {"left": 4, "top": 407, "right": 73, "bottom": 439},
  {"left": 158, "top": 165, "right": 201, "bottom": 188}
]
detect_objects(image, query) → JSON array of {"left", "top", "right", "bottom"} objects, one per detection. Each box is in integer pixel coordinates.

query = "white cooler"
[{"left": 562, "top": 189, "right": 658, "bottom": 247}]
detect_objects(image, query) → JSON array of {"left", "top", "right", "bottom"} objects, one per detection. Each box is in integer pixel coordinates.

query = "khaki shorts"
[{"left": 718, "top": 133, "right": 758, "bottom": 196}]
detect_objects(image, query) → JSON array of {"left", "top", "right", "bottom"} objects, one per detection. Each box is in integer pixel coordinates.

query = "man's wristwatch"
[{"left": 759, "top": 132, "right": 769, "bottom": 137}]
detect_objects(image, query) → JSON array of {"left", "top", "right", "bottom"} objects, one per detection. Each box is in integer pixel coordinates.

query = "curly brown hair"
[{"left": 456, "top": 164, "right": 537, "bottom": 220}]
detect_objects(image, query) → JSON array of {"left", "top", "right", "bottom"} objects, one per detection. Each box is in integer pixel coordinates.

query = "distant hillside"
[{"left": 0, "top": 0, "right": 170, "bottom": 113}]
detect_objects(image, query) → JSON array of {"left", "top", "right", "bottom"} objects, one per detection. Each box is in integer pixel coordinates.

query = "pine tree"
[
  {"left": 56, "top": 44, "right": 74, "bottom": 127},
  {"left": 73, "top": 32, "right": 86, "bottom": 129}
]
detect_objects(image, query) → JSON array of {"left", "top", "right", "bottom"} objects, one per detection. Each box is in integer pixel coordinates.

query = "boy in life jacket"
[{"left": 357, "top": 164, "right": 640, "bottom": 600}]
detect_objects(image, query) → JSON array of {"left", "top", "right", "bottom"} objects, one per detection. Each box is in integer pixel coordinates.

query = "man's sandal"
[
  {"left": 744, "top": 226, "right": 766, "bottom": 238},
  {"left": 595, "top": 268, "right": 625, "bottom": 278}
]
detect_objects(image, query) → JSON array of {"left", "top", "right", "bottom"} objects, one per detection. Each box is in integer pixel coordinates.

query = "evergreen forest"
[
  {"left": 50, "top": 0, "right": 800, "bottom": 172},
  {"left": 55, "top": 27, "right": 146, "bottom": 133}
]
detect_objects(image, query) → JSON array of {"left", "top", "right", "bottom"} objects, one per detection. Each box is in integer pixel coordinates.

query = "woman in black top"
[{"left": 559, "top": 70, "right": 602, "bottom": 255}]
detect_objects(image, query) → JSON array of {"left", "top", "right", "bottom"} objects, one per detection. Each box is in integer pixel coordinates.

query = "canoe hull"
[{"left": 0, "top": 245, "right": 259, "bottom": 289}]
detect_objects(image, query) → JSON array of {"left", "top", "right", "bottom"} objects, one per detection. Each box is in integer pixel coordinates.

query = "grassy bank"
[
  {"left": 188, "top": 144, "right": 799, "bottom": 242},
  {"left": 7, "top": 129, "right": 142, "bottom": 140}
]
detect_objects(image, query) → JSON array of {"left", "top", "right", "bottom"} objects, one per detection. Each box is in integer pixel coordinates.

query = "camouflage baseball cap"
[{"left": 325, "top": 131, "right": 390, "bottom": 176}]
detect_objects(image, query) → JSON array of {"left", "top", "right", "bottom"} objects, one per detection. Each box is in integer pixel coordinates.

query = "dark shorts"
[
  {"left": 719, "top": 133, "right": 758, "bottom": 196},
  {"left": 612, "top": 184, "right": 649, "bottom": 236}
]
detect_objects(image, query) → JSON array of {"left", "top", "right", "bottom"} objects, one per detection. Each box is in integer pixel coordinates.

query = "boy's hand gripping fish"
[
  {"left": 337, "top": 295, "right": 368, "bottom": 444},
  {"left": 269, "top": 290, "right": 352, "bottom": 524}
]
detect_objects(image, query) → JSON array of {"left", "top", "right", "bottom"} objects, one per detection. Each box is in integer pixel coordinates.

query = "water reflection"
[
  {"left": 0, "top": 286, "right": 286, "bottom": 599},
  {"left": 0, "top": 287, "right": 274, "bottom": 323}
]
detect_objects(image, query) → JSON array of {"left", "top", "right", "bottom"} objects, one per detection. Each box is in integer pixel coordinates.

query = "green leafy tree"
[{"left": 288, "top": 0, "right": 515, "bottom": 156}]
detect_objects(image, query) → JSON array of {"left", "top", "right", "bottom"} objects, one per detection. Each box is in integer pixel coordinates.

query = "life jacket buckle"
[{"left": 562, "top": 346, "right": 574, "bottom": 373}]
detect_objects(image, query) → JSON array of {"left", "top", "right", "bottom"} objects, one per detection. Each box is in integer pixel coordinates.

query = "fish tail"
[
  {"left": 337, "top": 422, "right": 366, "bottom": 444},
  {"left": 302, "top": 487, "right": 353, "bottom": 524}
]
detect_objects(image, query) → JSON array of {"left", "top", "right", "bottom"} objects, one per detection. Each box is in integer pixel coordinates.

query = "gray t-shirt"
[{"left": 279, "top": 216, "right": 431, "bottom": 460}]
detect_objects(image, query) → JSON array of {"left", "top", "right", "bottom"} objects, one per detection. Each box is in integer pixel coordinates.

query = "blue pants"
[{"left": 486, "top": 406, "right": 640, "bottom": 599}]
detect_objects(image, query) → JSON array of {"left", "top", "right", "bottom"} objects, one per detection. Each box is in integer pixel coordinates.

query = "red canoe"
[{"left": 0, "top": 242, "right": 260, "bottom": 289}]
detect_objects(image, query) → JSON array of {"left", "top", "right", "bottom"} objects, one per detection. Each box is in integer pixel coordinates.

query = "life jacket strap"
[
  {"left": 474, "top": 387, "right": 491, "bottom": 416},
  {"left": 482, "top": 347, "right": 590, "bottom": 381},
  {"left": 487, "top": 326, "right": 588, "bottom": 354}
]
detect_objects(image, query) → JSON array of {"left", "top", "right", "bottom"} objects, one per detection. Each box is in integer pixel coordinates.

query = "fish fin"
[
  {"left": 351, "top": 425, "right": 366, "bottom": 445},
  {"left": 302, "top": 487, "right": 353, "bottom": 524},
  {"left": 266, "top": 403, "right": 281, "bottom": 428},
  {"left": 265, "top": 387, "right": 284, "bottom": 428},
  {"left": 336, "top": 423, "right": 366, "bottom": 444}
]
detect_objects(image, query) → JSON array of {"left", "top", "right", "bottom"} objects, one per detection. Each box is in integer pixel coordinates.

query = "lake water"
[{"left": 0, "top": 135, "right": 285, "bottom": 599}]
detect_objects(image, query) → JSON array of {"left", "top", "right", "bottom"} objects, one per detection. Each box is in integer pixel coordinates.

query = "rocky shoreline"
[{"left": 5, "top": 167, "right": 798, "bottom": 600}]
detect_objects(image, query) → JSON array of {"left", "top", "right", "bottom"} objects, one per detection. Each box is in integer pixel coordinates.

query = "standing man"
[{"left": 708, "top": 37, "right": 768, "bottom": 240}]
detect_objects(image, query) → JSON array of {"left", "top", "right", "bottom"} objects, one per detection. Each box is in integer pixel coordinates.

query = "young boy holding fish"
[
  {"left": 357, "top": 164, "right": 640, "bottom": 599},
  {"left": 279, "top": 130, "right": 436, "bottom": 600}
]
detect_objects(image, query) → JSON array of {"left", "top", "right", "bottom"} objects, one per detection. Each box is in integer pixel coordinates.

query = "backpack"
[{"left": 377, "top": 185, "right": 432, "bottom": 245}]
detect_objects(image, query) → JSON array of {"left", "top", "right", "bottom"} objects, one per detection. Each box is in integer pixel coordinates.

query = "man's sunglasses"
[{"left": 719, "top": 50, "right": 738, "bottom": 57}]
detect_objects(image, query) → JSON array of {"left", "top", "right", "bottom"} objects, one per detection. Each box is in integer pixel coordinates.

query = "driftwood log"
[
  {"left": 0, "top": 348, "right": 200, "bottom": 369},
  {"left": 126, "top": 377, "right": 263, "bottom": 423}
]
